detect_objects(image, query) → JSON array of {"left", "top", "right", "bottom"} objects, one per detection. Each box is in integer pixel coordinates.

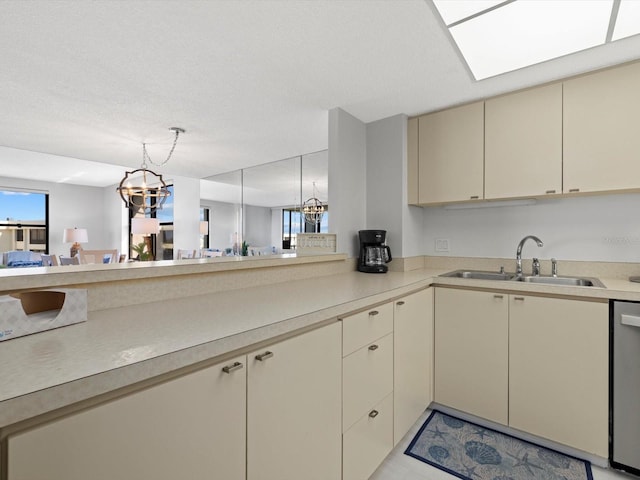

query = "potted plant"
[{"left": 132, "top": 242, "right": 152, "bottom": 261}]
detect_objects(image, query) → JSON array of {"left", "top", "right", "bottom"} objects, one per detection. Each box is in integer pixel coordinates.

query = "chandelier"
[
  {"left": 116, "top": 127, "right": 184, "bottom": 213},
  {"left": 302, "top": 182, "right": 325, "bottom": 226}
]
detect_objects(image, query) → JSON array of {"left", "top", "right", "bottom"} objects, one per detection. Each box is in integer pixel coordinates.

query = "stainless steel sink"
[
  {"left": 440, "top": 270, "right": 514, "bottom": 281},
  {"left": 512, "top": 275, "right": 605, "bottom": 288}
]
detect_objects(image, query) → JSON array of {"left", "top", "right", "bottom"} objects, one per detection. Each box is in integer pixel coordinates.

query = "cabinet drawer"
[
  {"left": 342, "top": 302, "right": 393, "bottom": 356},
  {"left": 343, "top": 393, "right": 393, "bottom": 480},
  {"left": 343, "top": 333, "right": 393, "bottom": 432}
]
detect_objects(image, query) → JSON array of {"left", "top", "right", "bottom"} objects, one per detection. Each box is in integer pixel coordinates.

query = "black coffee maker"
[{"left": 358, "top": 230, "right": 392, "bottom": 273}]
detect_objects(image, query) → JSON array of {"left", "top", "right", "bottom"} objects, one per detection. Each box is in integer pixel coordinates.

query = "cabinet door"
[
  {"left": 564, "top": 62, "right": 640, "bottom": 193},
  {"left": 393, "top": 288, "right": 433, "bottom": 445},
  {"left": 247, "top": 322, "right": 342, "bottom": 480},
  {"left": 509, "top": 295, "right": 608, "bottom": 457},
  {"left": 434, "top": 288, "right": 508, "bottom": 424},
  {"left": 408, "top": 116, "right": 419, "bottom": 205},
  {"left": 343, "top": 333, "right": 393, "bottom": 432},
  {"left": 7, "top": 356, "right": 247, "bottom": 480},
  {"left": 418, "top": 102, "right": 484, "bottom": 204},
  {"left": 343, "top": 393, "right": 394, "bottom": 480},
  {"left": 485, "top": 83, "right": 562, "bottom": 199}
]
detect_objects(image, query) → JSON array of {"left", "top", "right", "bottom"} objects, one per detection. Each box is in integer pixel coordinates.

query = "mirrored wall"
[{"left": 200, "top": 150, "right": 328, "bottom": 255}]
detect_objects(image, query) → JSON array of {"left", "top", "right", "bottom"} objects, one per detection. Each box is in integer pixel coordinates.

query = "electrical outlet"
[{"left": 435, "top": 238, "right": 450, "bottom": 252}]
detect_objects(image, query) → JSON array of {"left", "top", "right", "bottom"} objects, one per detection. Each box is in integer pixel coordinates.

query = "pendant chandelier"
[
  {"left": 302, "top": 182, "right": 325, "bottom": 225},
  {"left": 116, "top": 127, "right": 185, "bottom": 213}
]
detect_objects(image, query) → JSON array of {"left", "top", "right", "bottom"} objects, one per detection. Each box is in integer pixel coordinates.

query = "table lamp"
[
  {"left": 132, "top": 217, "right": 160, "bottom": 260},
  {"left": 63, "top": 228, "right": 88, "bottom": 257}
]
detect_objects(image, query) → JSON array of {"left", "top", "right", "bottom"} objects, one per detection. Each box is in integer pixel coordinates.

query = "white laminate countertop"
[{"left": 3, "top": 266, "right": 640, "bottom": 430}]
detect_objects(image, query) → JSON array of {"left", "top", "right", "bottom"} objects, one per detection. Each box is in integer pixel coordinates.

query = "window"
[
  {"left": 282, "top": 209, "right": 303, "bottom": 249},
  {"left": 0, "top": 189, "right": 49, "bottom": 253},
  {"left": 200, "top": 207, "right": 210, "bottom": 249},
  {"left": 129, "top": 185, "right": 174, "bottom": 260}
]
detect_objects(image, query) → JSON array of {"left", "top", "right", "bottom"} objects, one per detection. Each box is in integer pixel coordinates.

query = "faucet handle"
[
  {"left": 551, "top": 258, "right": 558, "bottom": 277},
  {"left": 532, "top": 258, "right": 541, "bottom": 276}
]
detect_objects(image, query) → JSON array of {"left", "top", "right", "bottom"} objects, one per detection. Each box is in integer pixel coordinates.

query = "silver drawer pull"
[
  {"left": 369, "top": 410, "right": 379, "bottom": 418},
  {"left": 545, "top": 189, "right": 556, "bottom": 194},
  {"left": 513, "top": 296, "right": 525, "bottom": 301},
  {"left": 396, "top": 301, "right": 405, "bottom": 306},
  {"left": 222, "top": 361, "right": 244, "bottom": 374},
  {"left": 368, "top": 344, "right": 379, "bottom": 351},
  {"left": 470, "top": 195, "right": 479, "bottom": 200},
  {"left": 369, "top": 310, "right": 379, "bottom": 316},
  {"left": 255, "top": 351, "right": 274, "bottom": 361},
  {"left": 493, "top": 294, "right": 504, "bottom": 299},
  {"left": 569, "top": 188, "right": 580, "bottom": 193}
]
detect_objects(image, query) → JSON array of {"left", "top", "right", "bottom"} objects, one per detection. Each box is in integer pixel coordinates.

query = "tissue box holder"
[{"left": 0, "top": 289, "right": 87, "bottom": 341}]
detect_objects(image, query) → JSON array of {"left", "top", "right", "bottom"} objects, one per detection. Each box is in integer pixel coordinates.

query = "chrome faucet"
[{"left": 516, "top": 235, "right": 544, "bottom": 276}]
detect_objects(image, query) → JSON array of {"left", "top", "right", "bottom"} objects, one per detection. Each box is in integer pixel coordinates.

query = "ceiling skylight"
[{"left": 432, "top": 0, "right": 640, "bottom": 80}]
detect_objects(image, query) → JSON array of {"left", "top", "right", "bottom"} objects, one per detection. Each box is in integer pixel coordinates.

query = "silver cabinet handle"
[
  {"left": 368, "top": 344, "right": 379, "bottom": 351},
  {"left": 369, "top": 310, "right": 379, "bottom": 316},
  {"left": 494, "top": 294, "right": 504, "bottom": 299},
  {"left": 255, "top": 351, "right": 274, "bottom": 361},
  {"left": 396, "top": 301, "right": 405, "bottom": 306},
  {"left": 470, "top": 195, "right": 479, "bottom": 199},
  {"left": 222, "top": 361, "right": 244, "bottom": 374},
  {"left": 369, "top": 410, "right": 379, "bottom": 418},
  {"left": 569, "top": 188, "right": 580, "bottom": 193},
  {"left": 545, "top": 189, "right": 556, "bottom": 194},
  {"left": 513, "top": 296, "right": 525, "bottom": 301}
]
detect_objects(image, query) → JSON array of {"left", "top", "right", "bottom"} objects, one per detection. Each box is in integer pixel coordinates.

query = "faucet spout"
[{"left": 516, "top": 235, "right": 544, "bottom": 276}]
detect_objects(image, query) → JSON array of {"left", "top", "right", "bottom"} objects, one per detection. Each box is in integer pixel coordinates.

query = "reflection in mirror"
[
  {"left": 243, "top": 156, "right": 301, "bottom": 255},
  {"left": 200, "top": 150, "right": 328, "bottom": 256},
  {"left": 200, "top": 170, "right": 242, "bottom": 256}
]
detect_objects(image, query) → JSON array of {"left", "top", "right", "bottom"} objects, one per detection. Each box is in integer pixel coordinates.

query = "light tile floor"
[{"left": 370, "top": 409, "right": 635, "bottom": 480}]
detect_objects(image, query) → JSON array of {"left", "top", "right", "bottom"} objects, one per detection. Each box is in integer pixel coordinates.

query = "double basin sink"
[{"left": 441, "top": 269, "right": 605, "bottom": 288}]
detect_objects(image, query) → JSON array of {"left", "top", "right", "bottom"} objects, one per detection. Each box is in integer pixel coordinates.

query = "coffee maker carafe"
[{"left": 358, "top": 230, "right": 392, "bottom": 273}]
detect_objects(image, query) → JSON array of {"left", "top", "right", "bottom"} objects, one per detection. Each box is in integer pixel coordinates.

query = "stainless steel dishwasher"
[{"left": 612, "top": 300, "right": 640, "bottom": 475}]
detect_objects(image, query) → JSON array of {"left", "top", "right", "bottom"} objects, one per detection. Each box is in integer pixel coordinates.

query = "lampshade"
[
  {"left": 63, "top": 228, "right": 88, "bottom": 244},
  {"left": 131, "top": 217, "right": 160, "bottom": 235},
  {"left": 199, "top": 220, "right": 209, "bottom": 235}
]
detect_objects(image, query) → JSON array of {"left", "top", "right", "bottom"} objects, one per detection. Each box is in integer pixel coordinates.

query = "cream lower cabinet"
[
  {"left": 435, "top": 287, "right": 609, "bottom": 457},
  {"left": 7, "top": 355, "right": 247, "bottom": 480},
  {"left": 393, "top": 288, "right": 433, "bottom": 445},
  {"left": 434, "top": 288, "right": 509, "bottom": 424},
  {"left": 341, "top": 303, "right": 394, "bottom": 480},
  {"left": 247, "top": 321, "right": 342, "bottom": 480},
  {"left": 509, "top": 295, "right": 609, "bottom": 457}
]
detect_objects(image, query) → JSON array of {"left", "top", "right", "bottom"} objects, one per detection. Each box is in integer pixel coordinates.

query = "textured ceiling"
[{"left": 1, "top": 0, "right": 640, "bottom": 187}]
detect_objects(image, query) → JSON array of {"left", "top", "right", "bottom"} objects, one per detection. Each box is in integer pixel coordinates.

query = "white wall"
[
  {"left": 328, "top": 108, "right": 367, "bottom": 257},
  {"left": 244, "top": 204, "right": 272, "bottom": 247},
  {"left": 422, "top": 193, "right": 640, "bottom": 263},
  {"left": 170, "top": 176, "right": 201, "bottom": 258},
  {"left": 102, "top": 183, "right": 129, "bottom": 257},
  {"left": 0, "top": 176, "right": 108, "bottom": 256},
  {"left": 365, "top": 114, "right": 424, "bottom": 258},
  {"left": 201, "top": 199, "right": 241, "bottom": 252}
]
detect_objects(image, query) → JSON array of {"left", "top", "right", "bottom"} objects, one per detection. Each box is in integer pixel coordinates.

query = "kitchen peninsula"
[{"left": 4, "top": 254, "right": 640, "bottom": 479}]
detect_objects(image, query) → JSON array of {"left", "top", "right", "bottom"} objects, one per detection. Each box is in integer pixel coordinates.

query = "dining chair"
[
  {"left": 78, "top": 249, "right": 119, "bottom": 265},
  {"left": 177, "top": 249, "right": 197, "bottom": 259},
  {"left": 59, "top": 255, "right": 80, "bottom": 266},
  {"left": 41, "top": 254, "right": 59, "bottom": 266}
]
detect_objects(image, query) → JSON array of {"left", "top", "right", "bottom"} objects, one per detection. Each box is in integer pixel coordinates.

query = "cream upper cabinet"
[
  {"left": 485, "top": 83, "right": 562, "bottom": 199},
  {"left": 509, "top": 295, "right": 609, "bottom": 457},
  {"left": 7, "top": 355, "right": 247, "bottom": 480},
  {"left": 434, "top": 287, "right": 508, "bottom": 425},
  {"left": 418, "top": 101, "right": 484, "bottom": 204},
  {"left": 407, "top": 116, "right": 419, "bottom": 205},
  {"left": 393, "top": 288, "right": 433, "bottom": 445},
  {"left": 564, "top": 61, "right": 640, "bottom": 194},
  {"left": 247, "top": 322, "right": 342, "bottom": 480}
]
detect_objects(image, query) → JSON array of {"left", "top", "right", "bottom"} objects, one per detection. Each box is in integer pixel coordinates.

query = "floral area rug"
[{"left": 405, "top": 410, "right": 593, "bottom": 480}]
